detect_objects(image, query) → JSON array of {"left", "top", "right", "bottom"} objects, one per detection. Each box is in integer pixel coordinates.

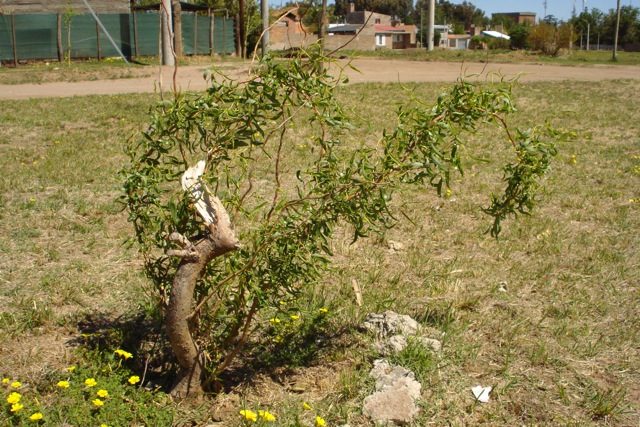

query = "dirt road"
[{"left": 1, "top": 58, "right": 638, "bottom": 100}]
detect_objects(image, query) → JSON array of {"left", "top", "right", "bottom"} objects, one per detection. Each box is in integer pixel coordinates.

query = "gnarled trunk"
[{"left": 166, "top": 161, "right": 240, "bottom": 398}]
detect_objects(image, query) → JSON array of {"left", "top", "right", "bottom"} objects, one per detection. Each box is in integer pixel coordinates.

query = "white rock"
[
  {"left": 363, "top": 311, "right": 420, "bottom": 338},
  {"left": 369, "top": 359, "right": 393, "bottom": 379}
]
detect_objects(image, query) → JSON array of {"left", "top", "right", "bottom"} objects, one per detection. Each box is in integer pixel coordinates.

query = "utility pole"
[
  {"left": 161, "top": 0, "right": 174, "bottom": 66},
  {"left": 613, "top": 0, "right": 621, "bottom": 61},
  {"left": 261, "top": 0, "right": 269, "bottom": 56},
  {"left": 427, "top": 0, "right": 435, "bottom": 51}
]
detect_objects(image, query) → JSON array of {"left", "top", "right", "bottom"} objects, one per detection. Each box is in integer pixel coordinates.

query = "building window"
[
  {"left": 376, "top": 35, "right": 386, "bottom": 46},
  {"left": 393, "top": 34, "right": 403, "bottom": 43},
  {"left": 375, "top": 18, "right": 381, "bottom": 24}
]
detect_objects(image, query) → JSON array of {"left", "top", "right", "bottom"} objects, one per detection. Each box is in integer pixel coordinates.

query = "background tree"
[
  {"left": 509, "top": 23, "right": 532, "bottom": 49},
  {"left": 121, "top": 48, "right": 561, "bottom": 399},
  {"left": 571, "top": 8, "right": 605, "bottom": 44},
  {"left": 529, "top": 21, "right": 574, "bottom": 56},
  {"left": 602, "top": 5, "right": 640, "bottom": 44},
  {"left": 435, "top": 0, "right": 487, "bottom": 29},
  {"left": 490, "top": 14, "right": 515, "bottom": 32}
]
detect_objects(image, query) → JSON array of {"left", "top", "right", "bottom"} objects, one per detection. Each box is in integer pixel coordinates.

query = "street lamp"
[{"left": 581, "top": 19, "right": 590, "bottom": 50}]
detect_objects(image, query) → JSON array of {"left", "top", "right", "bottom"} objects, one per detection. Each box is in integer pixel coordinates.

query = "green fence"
[{"left": 0, "top": 12, "right": 235, "bottom": 62}]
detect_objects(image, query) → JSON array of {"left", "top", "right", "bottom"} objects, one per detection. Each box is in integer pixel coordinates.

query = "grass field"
[
  {"left": 0, "top": 75, "right": 638, "bottom": 425},
  {"left": 357, "top": 48, "right": 640, "bottom": 66},
  {"left": 1, "top": 50, "right": 639, "bottom": 86}
]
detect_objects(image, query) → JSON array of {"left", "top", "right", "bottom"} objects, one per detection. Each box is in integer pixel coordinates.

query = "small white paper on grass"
[{"left": 471, "top": 385, "right": 492, "bottom": 403}]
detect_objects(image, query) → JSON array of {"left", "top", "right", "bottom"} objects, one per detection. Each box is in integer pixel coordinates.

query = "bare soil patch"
[{"left": 0, "top": 59, "right": 638, "bottom": 100}]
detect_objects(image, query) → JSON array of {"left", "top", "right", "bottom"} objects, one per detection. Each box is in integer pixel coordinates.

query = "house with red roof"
[{"left": 325, "top": 3, "right": 416, "bottom": 51}]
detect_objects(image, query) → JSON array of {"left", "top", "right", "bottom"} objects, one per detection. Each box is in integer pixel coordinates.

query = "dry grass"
[
  {"left": 0, "top": 55, "right": 239, "bottom": 85},
  {"left": 0, "top": 77, "right": 638, "bottom": 426}
]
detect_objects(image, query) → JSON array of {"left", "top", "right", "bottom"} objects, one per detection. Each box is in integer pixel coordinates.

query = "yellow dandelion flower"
[
  {"left": 269, "top": 318, "right": 281, "bottom": 324},
  {"left": 7, "top": 392, "right": 21, "bottom": 404},
  {"left": 274, "top": 336, "right": 284, "bottom": 343},
  {"left": 302, "top": 402, "right": 313, "bottom": 410},
  {"left": 290, "top": 315, "right": 299, "bottom": 320},
  {"left": 239, "top": 409, "right": 258, "bottom": 422},
  {"left": 128, "top": 376, "right": 140, "bottom": 385},
  {"left": 315, "top": 416, "right": 326, "bottom": 427},
  {"left": 57, "top": 380, "right": 70, "bottom": 388},
  {"left": 97, "top": 389, "right": 109, "bottom": 398},
  {"left": 114, "top": 349, "right": 133, "bottom": 359},
  {"left": 318, "top": 308, "right": 328, "bottom": 313},
  {"left": 92, "top": 398, "right": 104, "bottom": 407},
  {"left": 85, "top": 378, "right": 97, "bottom": 387},
  {"left": 2, "top": 378, "right": 9, "bottom": 384},
  {"left": 258, "top": 410, "right": 276, "bottom": 422},
  {"left": 66, "top": 366, "right": 76, "bottom": 372},
  {"left": 11, "top": 402, "right": 24, "bottom": 412},
  {"left": 11, "top": 381, "right": 22, "bottom": 388},
  {"left": 29, "top": 412, "right": 43, "bottom": 421}
]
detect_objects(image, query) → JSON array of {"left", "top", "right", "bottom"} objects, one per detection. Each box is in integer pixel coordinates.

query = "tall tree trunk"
[
  {"left": 172, "top": 0, "right": 183, "bottom": 58},
  {"left": 239, "top": 0, "right": 246, "bottom": 57}
]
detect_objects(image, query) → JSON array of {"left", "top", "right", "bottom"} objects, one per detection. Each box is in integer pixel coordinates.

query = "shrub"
[
  {"left": 120, "top": 45, "right": 561, "bottom": 398},
  {"left": 529, "top": 22, "right": 573, "bottom": 56},
  {"left": 488, "top": 38, "right": 510, "bottom": 50},
  {"left": 509, "top": 24, "right": 532, "bottom": 49}
]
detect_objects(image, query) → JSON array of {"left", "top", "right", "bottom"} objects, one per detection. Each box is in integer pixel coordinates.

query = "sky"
[{"left": 469, "top": 0, "right": 635, "bottom": 21}]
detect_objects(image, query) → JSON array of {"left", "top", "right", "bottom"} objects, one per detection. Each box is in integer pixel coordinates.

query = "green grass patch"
[
  {"left": 346, "top": 48, "right": 640, "bottom": 66},
  {"left": 0, "top": 77, "right": 638, "bottom": 425}
]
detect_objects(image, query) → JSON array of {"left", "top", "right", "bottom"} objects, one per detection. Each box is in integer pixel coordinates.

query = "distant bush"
[
  {"left": 469, "top": 35, "right": 488, "bottom": 49},
  {"left": 488, "top": 38, "right": 510, "bottom": 50},
  {"left": 510, "top": 24, "right": 533, "bottom": 49},
  {"left": 529, "top": 22, "right": 573, "bottom": 56}
]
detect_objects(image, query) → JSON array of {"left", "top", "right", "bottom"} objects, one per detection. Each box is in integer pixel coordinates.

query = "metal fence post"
[
  {"left": 57, "top": 13, "right": 63, "bottom": 62},
  {"left": 11, "top": 15, "right": 18, "bottom": 67},
  {"left": 209, "top": 9, "right": 214, "bottom": 57},
  {"left": 96, "top": 20, "right": 102, "bottom": 60},
  {"left": 133, "top": 11, "right": 138, "bottom": 58}
]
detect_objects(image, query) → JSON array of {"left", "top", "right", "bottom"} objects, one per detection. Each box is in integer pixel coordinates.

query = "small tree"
[
  {"left": 529, "top": 21, "right": 573, "bottom": 56},
  {"left": 62, "top": 1, "right": 80, "bottom": 66},
  {"left": 121, "top": 47, "right": 560, "bottom": 398}
]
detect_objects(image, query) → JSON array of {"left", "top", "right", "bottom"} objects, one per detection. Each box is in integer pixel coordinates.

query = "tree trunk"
[
  {"left": 166, "top": 162, "right": 240, "bottom": 398},
  {"left": 239, "top": 0, "right": 246, "bottom": 57},
  {"left": 172, "top": 0, "right": 183, "bottom": 58}
]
